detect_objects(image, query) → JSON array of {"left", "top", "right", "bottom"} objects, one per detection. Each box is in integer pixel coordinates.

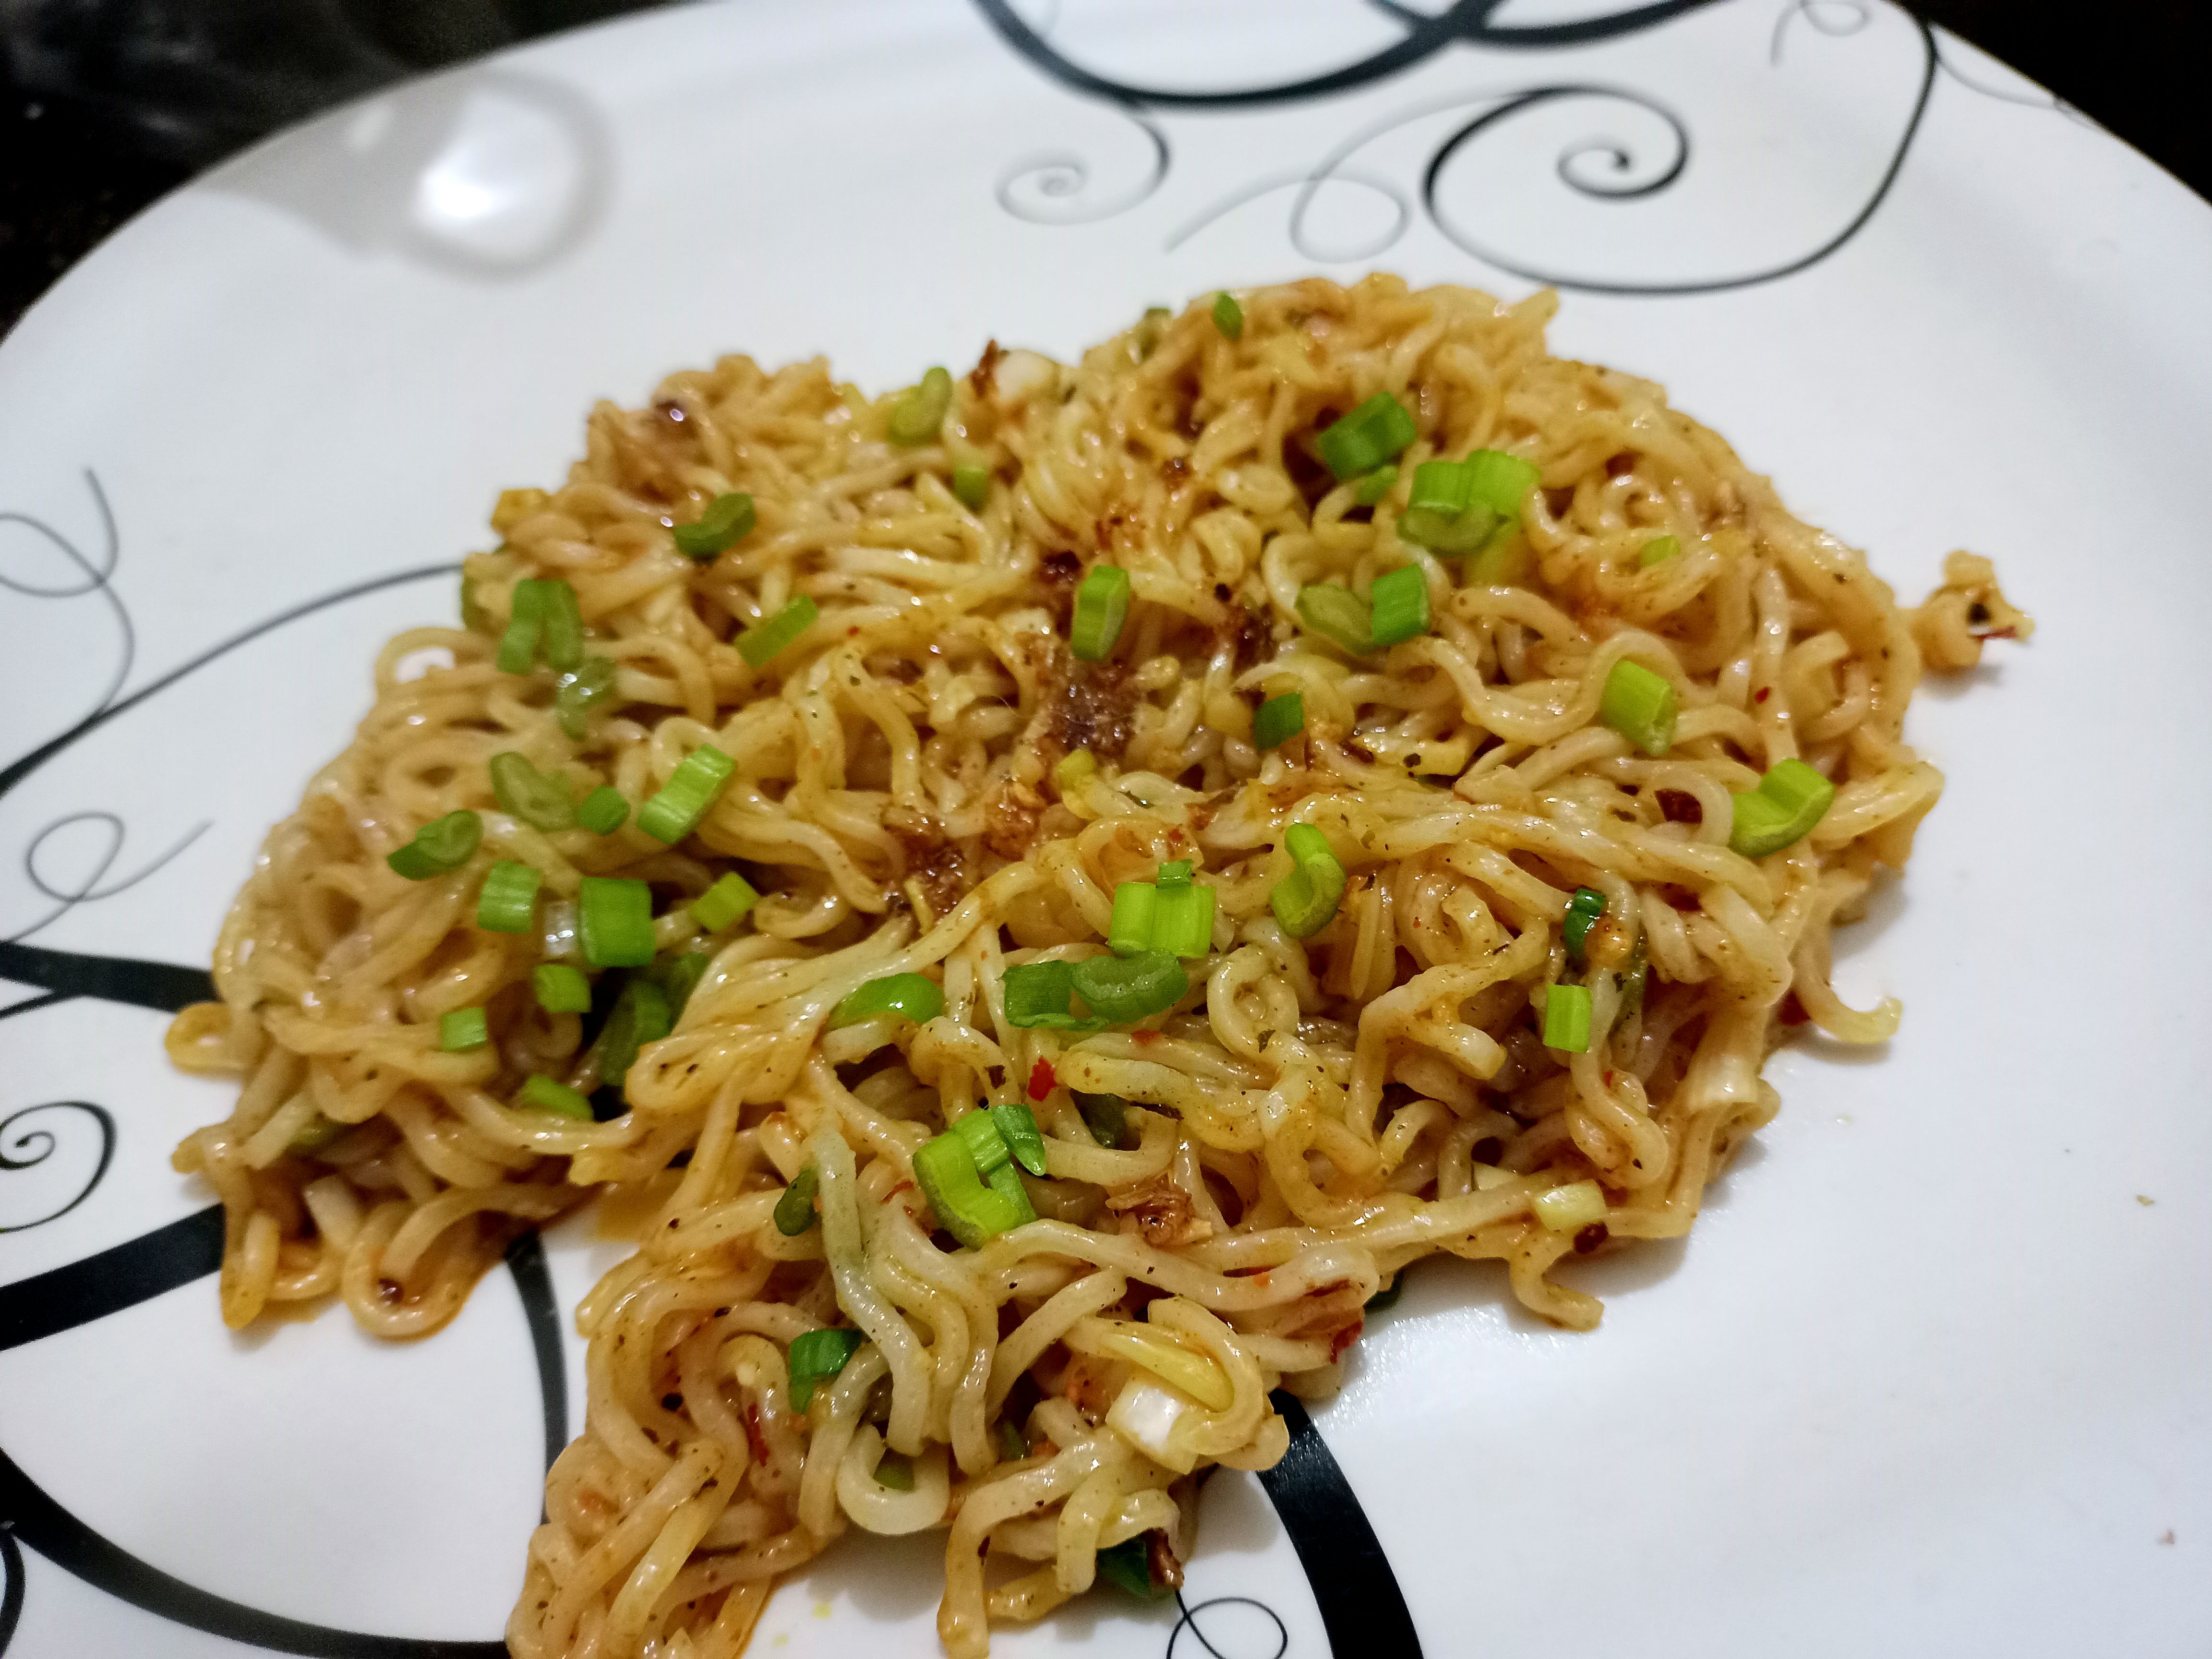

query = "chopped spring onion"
[
  {"left": 555, "top": 655, "right": 617, "bottom": 740},
  {"left": 1543, "top": 982, "right": 1593, "bottom": 1052},
  {"left": 577, "top": 876, "right": 656, "bottom": 967},
  {"left": 1296, "top": 582, "right": 1375, "bottom": 655},
  {"left": 951, "top": 464, "right": 991, "bottom": 511},
  {"left": 655, "top": 950, "right": 711, "bottom": 1016},
  {"left": 1639, "top": 533, "right": 1681, "bottom": 568},
  {"left": 1315, "top": 392, "right": 1417, "bottom": 481},
  {"left": 997, "top": 1419, "right": 1029, "bottom": 1463},
  {"left": 830, "top": 972, "right": 944, "bottom": 1029},
  {"left": 1211, "top": 291, "right": 1243, "bottom": 340},
  {"left": 1155, "top": 860, "right": 1192, "bottom": 890},
  {"left": 774, "top": 1165, "right": 819, "bottom": 1236},
  {"left": 439, "top": 1007, "right": 488, "bottom": 1052},
  {"left": 1366, "top": 1274, "right": 1405, "bottom": 1312},
  {"left": 1070, "top": 949, "right": 1187, "bottom": 1024},
  {"left": 1618, "top": 932, "right": 1648, "bottom": 1014},
  {"left": 1398, "top": 459, "right": 1498, "bottom": 555},
  {"left": 952, "top": 1106, "right": 1015, "bottom": 1176},
  {"left": 1096, "top": 1535, "right": 1168, "bottom": 1601},
  {"left": 287, "top": 1113, "right": 347, "bottom": 1156},
  {"left": 873, "top": 1454, "right": 915, "bottom": 1491},
  {"left": 1070, "top": 565, "right": 1131, "bottom": 661},
  {"left": 637, "top": 744, "right": 736, "bottom": 843},
  {"left": 1466, "top": 529, "right": 1531, "bottom": 587},
  {"left": 689, "top": 870, "right": 760, "bottom": 932},
  {"left": 737, "top": 595, "right": 819, "bottom": 669},
  {"left": 1355, "top": 464, "right": 1399, "bottom": 508},
  {"left": 1729, "top": 757, "right": 1836, "bottom": 858},
  {"left": 913, "top": 1129, "right": 1036, "bottom": 1248},
  {"left": 519, "top": 1074, "right": 592, "bottom": 1120},
  {"left": 672, "top": 492, "right": 756, "bottom": 560},
  {"left": 1073, "top": 1091, "right": 1130, "bottom": 1149},
  {"left": 1108, "top": 881, "right": 1159, "bottom": 958},
  {"left": 1367, "top": 564, "right": 1431, "bottom": 648},
  {"left": 887, "top": 366, "right": 953, "bottom": 445},
  {"left": 1532, "top": 1178, "right": 1608, "bottom": 1233},
  {"left": 489, "top": 752, "right": 576, "bottom": 832},
  {"left": 577, "top": 785, "right": 627, "bottom": 835},
  {"left": 1562, "top": 887, "right": 1606, "bottom": 963},
  {"left": 1464, "top": 448, "right": 1542, "bottom": 517},
  {"left": 386, "top": 810, "right": 482, "bottom": 880},
  {"left": 539, "top": 577, "right": 585, "bottom": 673},
  {"left": 1150, "top": 882, "right": 1215, "bottom": 961},
  {"left": 595, "top": 977, "right": 672, "bottom": 1087},
  {"left": 787, "top": 1326, "right": 865, "bottom": 1410},
  {"left": 1270, "top": 821, "right": 1346, "bottom": 938},
  {"left": 990, "top": 1102, "right": 1050, "bottom": 1177},
  {"left": 1000, "top": 960, "right": 1104, "bottom": 1031},
  {"left": 1599, "top": 660, "right": 1678, "bottom": 757},
  {"left": 476, "top": 859, "right": 543, "bottom": 933},
  {"left": 496, "top": 580, "right": 544, "bottom": 674},
  {"left": 533, "top": 962, "right": 592, "bottom": 1014},
  {"left": 1253, "top": 691, "right": 1305, "bottom": 749},
  {"left": 1054, "top": 747, "right": 1096, "bottom": 793}
]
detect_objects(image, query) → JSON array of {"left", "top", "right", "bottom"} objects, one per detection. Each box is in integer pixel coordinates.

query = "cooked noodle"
[{"left": 167, "top": 275, "right": 2029, "bottom": 1658}]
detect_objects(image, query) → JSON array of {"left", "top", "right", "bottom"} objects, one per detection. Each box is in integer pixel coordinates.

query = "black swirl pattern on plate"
[
  {"left": 0, "top": 1104, "right": 115, "bottom": 1236},
  {"left": 1169, "top": 1593, "right": 1290, "bottom": 1659}
]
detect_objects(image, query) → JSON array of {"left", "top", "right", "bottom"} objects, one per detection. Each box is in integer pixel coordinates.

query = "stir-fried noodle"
[{"left": 166, "top": 276, "right": 2029, "bottom": 1658}]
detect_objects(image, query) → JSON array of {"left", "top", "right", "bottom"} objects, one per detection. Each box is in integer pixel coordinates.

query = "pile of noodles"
[{"left": 166, "top": 275, "right": 2028, "bottom": 1659}]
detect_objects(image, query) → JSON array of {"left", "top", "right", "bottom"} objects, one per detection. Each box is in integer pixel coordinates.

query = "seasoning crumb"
[
  {"left": 2136, "top": 1194, "right": 2155, "bottom": 1206},
  {"left": 814, "top": 1600, "right": 833, "bottom": 1619}
]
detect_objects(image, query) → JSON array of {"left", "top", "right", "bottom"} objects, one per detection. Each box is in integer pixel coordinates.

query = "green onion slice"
[
  {"left": 1107, "top": 881, "right": 1158, "bottom": 958},
  {"left": 386, "top": 810, "right": 482, "bottom": 880},
  {"left": 830, "top": 972, "right": 944, "bottom": 1028},
  {"left": 989, "top": 1102, "right": 1050, "bottom": 1177},
  {"left": 787, "top": 1326, "right": 865, "bottom": 1410},
  {"left": 1296, "top": 583, "right": 1375, "bottom": 655},
  {"left": 1315, "top": 392, "right": 1417, "bottom": 481},
  {"left": 1000, "top": 960, "right": 1106, "bottom": 1031},
  {"left": 1096, "top": 1536, "right": 1168, "bottom": 1601},
  {"left": 887, "top": 366, "right": 953, "bottom": 446},
  {"left": 1070, "top": 565, "right": 1131, "bottom": 662},
  {"left": 539, "top": 578, "right": 585, "bottom": 673},
  {"left": 1562, "top": 887, "right": 1606, "bottom": 963},
  {"left": 533, "top": 962, "right": 592, "bottom": 1014},
  {"left": 555, "top": 654, "right": 617, "bottom": 740},
  {"left": 496, "top": 580, "right": 545, "bottom": 674},
  {"left": 638, "top": 745, "right": 737, "bottom": 844},
  {"left": 1728, "top": 757, "right": 1836, "bottom": 858},
  {"left": 774, "top": 1165, "right": 820, "bottom": 1236},
  {"left": 1638, "top": 534, "right": 1681, "bottom": 568},
  {"left": 1464, "top": 449, "right": 1541, "bottom": 517},
  {"left": 577, "top": 876, "right": 656, "bottom": 967},
  {"left": 1054, "top": 747, "right": 1096, "bottom": 793},
  {"left": 489, "top": 752, "right": 576, "bottom": 832},
  {"left": 1072, "top": 1090, "right": 1130, "bottom": 1149},
  {"left": 476, "top": 859, "right": 542, "bottom": 933},
  {"left": 439, "top": 1007, "right": 488, "bottom": 1052},
  {"left": 997, "top": 1419, "right": 1030, "bottom": 1463},
  {"left": 672, "top": 493, "right": 756, "bottom": 561},
  {"left": 1355, "top": 464, "right": 1400, "bottom": 508},
  {"left": 1270, "top": 821, "right": 1347, "bottom": 938},
  {"left": 654, "top": 950, "right": 711, "bottom": 1017},
  {"left": 689, "top": 870, "right": 759, "bottom": 932},
  {"left": 951, "top": 465, "right": 990, "bottom": 511},
  {"left": 913, "top": 1130, "right": 1036, "bottom": 1248},
  {"left": 1070, "top": 949, "right": 1187, "bottom": 1024},
  {"left": 1368, "top": 564, "right": 1430, "bottom": 648},
  {"left": 1398, "top": 459, "right": 1498, "bottom": 555},
  {"left": 1543, "top": 982, "right": 1593, "bottom": 1052},
  {"left": 1618, "top": 932, "right": 1648, "bottom": 1014},
  {"left": 1150, "top": 883, "right": 1215, "bottom": 961},
  {"left": 1253, "top": 691, "right": 1305, "bottom": 750},
  {"left": 952, "top": 1108, "right": 1013, "bottom": 1177},
  {"left": 1155, "top": 860, "right": 1192, "bottom": 889},
  {"left": 738, "top": 596, "right": 818, "bottom": 669},
  {"left": 519, "top": 1074, "right": 593, "bottom": 1120},
  {"left": 594, "top": 977, "right": 672, "bottom": 1088},
  {"left": 577, "top": 785, "right": 628, "bottom": 835},
  {"left": 873, "top": 1454, "right": 915, "bottom": 1492},
  {"left": 1599, "top": 660, "right": 1677, "bottom": 757},
  {"left": 1211, "top": 291, "right": 1243, "bottom": 340}
]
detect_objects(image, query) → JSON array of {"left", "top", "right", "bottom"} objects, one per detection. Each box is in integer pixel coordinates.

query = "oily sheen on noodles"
[{"left": 166, "top": 276, "right": 2026, "bottom": 1659}]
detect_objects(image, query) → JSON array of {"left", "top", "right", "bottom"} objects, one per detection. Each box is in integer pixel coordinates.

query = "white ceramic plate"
[{"left": 3, "top": 2, "right": 2209, "bottom": 1655}]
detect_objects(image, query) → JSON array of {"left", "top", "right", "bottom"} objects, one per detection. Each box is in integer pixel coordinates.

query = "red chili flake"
[
  {"left": 1573, "top": 1222, "right": 1609, "bottom": 1254},
  {"left": 1974, "top": 626, "right": 2018, "bottom": 641},
  {"left": 1754, "top": 686, "right": 1770, "bottom": 703},
  {"left": 1777, "top": 989, "right": 1809, "bottom": 1026},
  {"left": 1027, "top": 1058, "right": 1057, "bottom": 1101},
  {"left": 1329, "top": 1318, "right": 1364, "bottom": 1361},
  {"left": 847, "top": 625, "right": 861, "bottom": 636},
  {"left": 885, "top": 1180, "right": 915, "bottom": 1201},
  {"left": 1132, "top": 1029, "right": 1160, "bottom": 1047},
  {"left": 743, "top": 1404, "right": 770, "bottom": 1464},
  {"left": 1603, "top": 1070, "right": 1615, "bottom": 1088}
]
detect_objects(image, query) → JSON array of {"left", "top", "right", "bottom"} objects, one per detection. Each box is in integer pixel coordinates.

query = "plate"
[{"left": 3, "top": 2, "right": 2209, "bottom": 1655}]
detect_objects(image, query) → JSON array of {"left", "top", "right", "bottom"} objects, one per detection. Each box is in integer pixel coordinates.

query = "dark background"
[{"left": 0, "top": 0, "right": 2203, "bottom": 340}]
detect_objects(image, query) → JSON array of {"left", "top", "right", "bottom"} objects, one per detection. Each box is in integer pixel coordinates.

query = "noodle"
[{"left": 166, "top": 275, "right": 2029, "bottom": 1657}]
